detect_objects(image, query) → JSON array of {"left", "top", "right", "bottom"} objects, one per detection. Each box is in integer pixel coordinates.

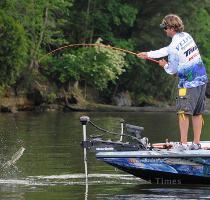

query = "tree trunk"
[
  {"left": 29, "top": 3, "right": 49, "bottom": 69},
  {"left": 89, "top": 0, "right": 96, "bottom": 43},
  {"left": 83, "top": 0, "right": 91, "bottom": 43}
]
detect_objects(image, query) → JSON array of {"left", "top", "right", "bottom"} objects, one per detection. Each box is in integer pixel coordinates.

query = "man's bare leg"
[
  {"left": 192, "top": 115, "right": 203, "bottom": 144},
  {"left": 179, "top": 114, "right": 189, "bottom": 144}
]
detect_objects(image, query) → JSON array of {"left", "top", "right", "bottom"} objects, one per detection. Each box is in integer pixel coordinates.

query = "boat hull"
[
  {"left": 109, "top": 163, "right": 210, "bottom": 184},
  {"left": 97, "top": 151, "right": 210, "bottom": 185}
]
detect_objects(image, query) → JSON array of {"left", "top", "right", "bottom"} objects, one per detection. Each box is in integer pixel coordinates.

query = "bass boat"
[{"left": 80, "top": 116, "right": 210, "bottom": 185}]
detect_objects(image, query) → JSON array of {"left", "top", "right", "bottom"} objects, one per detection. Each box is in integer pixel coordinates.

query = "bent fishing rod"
[{"left": 39, "top": 43, "right": 159, "bottom": 64}]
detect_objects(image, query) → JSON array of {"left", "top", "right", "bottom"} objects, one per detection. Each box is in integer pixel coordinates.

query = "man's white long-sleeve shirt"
[{"left": 147, "top": 32, "right": 208, "bottom": 88}]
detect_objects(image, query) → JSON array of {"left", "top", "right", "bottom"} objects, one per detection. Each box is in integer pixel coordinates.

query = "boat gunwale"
[{"left": 96, "top": 150, "right": 210, "bottom": 158}]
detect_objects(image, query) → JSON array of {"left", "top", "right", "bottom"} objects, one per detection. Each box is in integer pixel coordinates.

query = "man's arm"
[
  {"left": 137, "top": 47, "right": 168, "bottom": 59},
  {"left": 137, "top": 46, "right": 178, "bottom": 74},
  {"left": 147, "top": 47, "right": 169, "bottom": 58},
  {"left": 159, "top": 52, "right": 179, "bottom": 74}
]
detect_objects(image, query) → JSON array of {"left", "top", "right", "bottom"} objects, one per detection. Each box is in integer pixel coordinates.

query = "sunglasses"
[{"left": 160, "top": 23, "right": 169, "bottom": 30}]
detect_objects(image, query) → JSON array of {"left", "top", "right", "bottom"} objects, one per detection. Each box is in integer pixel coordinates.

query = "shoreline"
[
  {"left": 64, "top": 103, "right": 176, "bottom": 112},
  {"left": 1, "top": 99, "right": 210, "bottom": 114},
  {"left": 0, "top": 102, "right": 175, "bottom": 113}
]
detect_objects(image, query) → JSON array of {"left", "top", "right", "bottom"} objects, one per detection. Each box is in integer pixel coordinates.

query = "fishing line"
[{"left": 39, "top": 43, "right": 159, "bottom": 64}]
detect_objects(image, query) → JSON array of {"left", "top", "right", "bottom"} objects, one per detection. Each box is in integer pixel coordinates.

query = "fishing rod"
[{"left": 38, "top": 43, "right": 159, "bottom": 64}]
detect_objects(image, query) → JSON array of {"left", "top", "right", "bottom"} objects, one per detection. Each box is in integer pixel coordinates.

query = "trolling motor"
[
  {"left": 80, "top": 116, "right": 149, "bottom": 153},
  {"left": 80, "top": 116, "right": 90, "bottom": 125}
]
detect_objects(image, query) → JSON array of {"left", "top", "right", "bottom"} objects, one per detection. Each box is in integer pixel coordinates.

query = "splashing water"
[{"left": 2, "top": 147, "right": 25, "bottom": 168}]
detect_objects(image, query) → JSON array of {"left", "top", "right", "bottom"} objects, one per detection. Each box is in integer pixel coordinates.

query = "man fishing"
[{"left": 137, "top": 14, "right": 208, "bottom": 150}]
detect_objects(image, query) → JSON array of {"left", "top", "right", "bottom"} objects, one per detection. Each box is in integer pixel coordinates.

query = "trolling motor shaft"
[
  {"left": 80, "top": 116, "right": 91, "bottom": 149},
  {"left": 80, "top": 116, "right": 90, "bottom": 145},
  {"left": 80, "top": 116, "right": 90, "bottom": 183}
]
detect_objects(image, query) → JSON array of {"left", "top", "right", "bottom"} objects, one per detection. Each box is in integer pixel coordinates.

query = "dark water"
[{"left": 0, "top": 111, "right": 210, "bottom": 200}]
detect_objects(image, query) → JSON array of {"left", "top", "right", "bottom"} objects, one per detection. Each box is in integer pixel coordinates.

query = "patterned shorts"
[{"left": 176, "top": 84, "right": 206, "bottom": 116}]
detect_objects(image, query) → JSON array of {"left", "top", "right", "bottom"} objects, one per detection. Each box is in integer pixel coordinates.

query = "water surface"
[{"left": 0, "top": 111, "right": 210, "bottom": 199}]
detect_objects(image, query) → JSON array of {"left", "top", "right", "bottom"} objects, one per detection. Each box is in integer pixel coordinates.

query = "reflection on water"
[
  {"left": 0, "top": 112, "right": 210, "bottom": 200},
  {"left": 2, "top": 172, "right": 209, "bottom": 200},
  {"left": 96, "top": 184, "right": 210, "bottom": 200}
]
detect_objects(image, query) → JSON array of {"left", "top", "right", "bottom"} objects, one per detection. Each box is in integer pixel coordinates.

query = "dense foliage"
[
  {"left": 44, "top": 45, "right": 126, "bottom": 90},
  {"left": 0, "top": 0, "right": 210, "bottom": 105},
  {"left": 0, "top": 10, "right": 28, "bottom": 86}
]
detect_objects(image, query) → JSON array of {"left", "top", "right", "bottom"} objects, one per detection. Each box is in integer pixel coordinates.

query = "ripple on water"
[{"left": 0, "top": 173, "right": 144, "bottom": 186}]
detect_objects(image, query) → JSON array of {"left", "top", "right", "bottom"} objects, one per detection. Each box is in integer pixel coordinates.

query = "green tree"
[
  {"left": 0, "top": 10, "right": 28, "bottom": 86},
  {"left": 2, "top": 0, "right": 73, "bottom": 68},
  {"left": 1, "top": 0, "right": 210, "bottom": 105},
  {"left": 44, "top": 44, "right": 127, "bottom": 90}
]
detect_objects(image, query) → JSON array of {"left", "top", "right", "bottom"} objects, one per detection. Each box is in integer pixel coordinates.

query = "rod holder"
[{"left": 120, "top": 119, "right": 124, "bottom": 142}]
